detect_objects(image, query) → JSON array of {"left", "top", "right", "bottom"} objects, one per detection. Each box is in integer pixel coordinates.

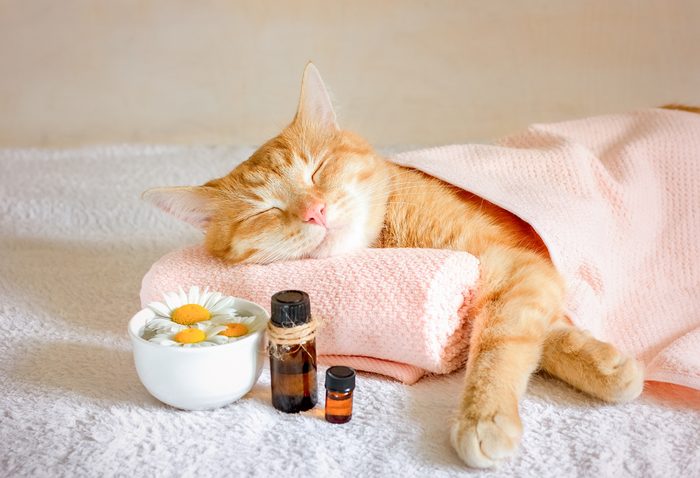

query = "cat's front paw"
[
  {"left": 450, "top": 411, "right": 522, "bottom": 468},
  {"left": 595, "top": 350, "right": 645, "bottom": 403}
]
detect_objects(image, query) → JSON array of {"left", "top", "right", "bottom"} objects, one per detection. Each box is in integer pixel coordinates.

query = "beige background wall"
[{"left": 1, "top": 0, "right": 699, "bottom": 147}]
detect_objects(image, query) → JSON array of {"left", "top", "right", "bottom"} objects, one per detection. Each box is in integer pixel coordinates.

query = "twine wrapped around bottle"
[
  {"left": 267, "top": 316, "right": 319, "bottom": 345},
  {"left": 267, "top": 316, "right": 322, "bottom": 361}
]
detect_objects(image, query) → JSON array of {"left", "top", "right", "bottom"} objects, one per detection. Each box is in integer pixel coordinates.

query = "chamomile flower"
[
  {"left": 145, "top": 286, "right": 237, "bottom": 332},
  {"left": 210, "top": 314, "right": 259, "bottom": 340},
  {"left": 148, "top": 322, "right": 229, "bottom": 348}
]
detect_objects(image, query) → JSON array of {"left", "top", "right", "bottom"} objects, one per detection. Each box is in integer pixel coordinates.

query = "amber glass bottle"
[
  {"left": 324, "top": 366, "right": 356, "bottom": 424},
  {"left": 268, "top": 290, "right": 317, "bottom": 413}
]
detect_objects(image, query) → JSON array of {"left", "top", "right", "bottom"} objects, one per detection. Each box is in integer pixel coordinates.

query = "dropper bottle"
[
  {"left": 268, "top": 290, "right": 318, "bottom": 413},
  {"left": 325, "top": 366, "right": 356, "bottom": 424}
]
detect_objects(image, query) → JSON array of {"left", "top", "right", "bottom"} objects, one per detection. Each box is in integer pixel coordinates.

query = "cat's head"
[{"left": 143, "top": 64, "right": 391, "bottom": 264}]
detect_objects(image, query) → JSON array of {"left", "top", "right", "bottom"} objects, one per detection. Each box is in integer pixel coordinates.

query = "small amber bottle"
[
  {"left": 268, "top": 290, "right": 317, "bottom": 413},
  {"left": 324, "top": 366, "right": 356, "bottom": 424}
]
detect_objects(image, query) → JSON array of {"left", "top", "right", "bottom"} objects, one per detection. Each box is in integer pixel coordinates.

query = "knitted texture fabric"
[
  {"left": 392, "top": 108, "right": 700, "bottom": 390},
  {"left": 140, "top": 246, "right": 480, "bottom": 384}
]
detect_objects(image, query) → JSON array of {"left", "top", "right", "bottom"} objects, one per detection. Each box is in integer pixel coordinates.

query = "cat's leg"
[
  {"left": 540, "top": 324, "right": 644, "bottom": 403},
  {"left": 451, "top": 246, "right": 565, "bottom": 468}
]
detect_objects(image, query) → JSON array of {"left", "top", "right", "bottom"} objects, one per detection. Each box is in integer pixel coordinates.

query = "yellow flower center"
[
  {"left": 219, "top": 323, "right": 249, "bottom": 338},
  {"left": 171, "top": 304, "right": 211, "bottom": 325},
  {"left": 174, "top": 328, "right": 206, "bottom": 344}
]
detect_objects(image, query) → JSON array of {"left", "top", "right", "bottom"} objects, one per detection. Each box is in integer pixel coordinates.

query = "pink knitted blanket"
[
  {"left": 392, "top": 108, "right": 700, "bottom": 390},
  {"left": 141, "top": 247, "right": 480, "bottom": 384}
]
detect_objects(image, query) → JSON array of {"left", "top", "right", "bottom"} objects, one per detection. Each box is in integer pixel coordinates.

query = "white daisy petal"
[
  {"left": 210, "top": 313, "right": 234, "bottom": 322},
  {"left": 178, "top": 287, "right": 188, "bottom": 305},
  {"left": 198, "top": 289, "right": 213, "bottom": 307},
  {"left": 150, "top": 333, "right": 172, "bottom": 340},
  {"left": 164, "top": 292, "right": 181, "bottom": 311},
  {"left": 224, "top": 296, "right": 237, "bottom": 307},
  {"left": 188, "top": 286, "right": 200, "bottom": 305},
  {"left": 145, "top": 318, "right": 180, "bottom": 331},
  {"left": 149, "top": 336, "right": 178, "bottom": 346},
  {"left": 208, "top": 304, "right": 229, "bottom": 315},
  {"left": 209, "top": 316, "right": 229, "bottom": 326},
  {"left": 206, "top": 326, "right": 229, "bottom": 338},
  {"left": 172, "top": 323, "right": 188, "bottom": 333},
  {"left": 147, "top": 301, "right": 172, "bottom": 318},
  {"left": 212, "top": 296, "right": 236, "bottom": 313},
  {"left": 209, "top": 335, "right": 229, "bottom": 345},
  {"left": 204, "top": 292, "right": 222, "bottom": 310}
]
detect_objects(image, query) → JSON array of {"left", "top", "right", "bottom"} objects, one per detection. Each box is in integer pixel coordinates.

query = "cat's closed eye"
[
  {"left": 240, "top": 206, "right": 282, "bottom": 222},
  {"left": 311, "top": 157, "right": 330, "bottom": 183}
]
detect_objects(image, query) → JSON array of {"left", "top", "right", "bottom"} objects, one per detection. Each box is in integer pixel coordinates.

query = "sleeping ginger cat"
[{"left": 145, "top": 64, "right": 644, "bottom": 468}]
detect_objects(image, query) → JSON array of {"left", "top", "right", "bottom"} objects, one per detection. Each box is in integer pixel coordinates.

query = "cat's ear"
[
  {"left": 142, "top": 186, "right": 219, "bottom": 230},
  {"left": 293, "top": 62, "right": 339, "bottom": 130}
]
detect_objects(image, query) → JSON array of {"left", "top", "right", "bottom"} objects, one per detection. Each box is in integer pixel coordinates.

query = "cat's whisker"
[
  {"left": 253, "top": 233, "right": 323, "bottom": 264},
  {"left": 256, "top": 245, "right": 294, "bottom": 264},
  {"left": 350, "top": 174, "right": 424, "bottom": 194},
  {"left": 329, "top": 183, "right": 427, "bottom": 213},
  {"left": 378, "top": 168, "right": 423, "bottom": 182},
  {"left": 252, "top": 236, "right": 305, "bottom": 264},
  {"left": 335, "top": 178, "right": 430, "bottom": 203},
  {"left": 339, "top": 169, "right": 419, "bottom": 194},
  {"left": 352, "top": 184, "right": 426, "bottom": 197},
  {"left": 331, "top": 189, "right": 421, "bottom": 212}
]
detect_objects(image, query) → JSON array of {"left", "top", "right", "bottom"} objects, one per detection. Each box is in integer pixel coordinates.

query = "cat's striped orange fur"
[{"left": 145, "top": 64, "right": 645, "bottom": 468}]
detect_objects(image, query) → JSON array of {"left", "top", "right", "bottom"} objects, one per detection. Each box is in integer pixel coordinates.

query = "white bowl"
[{"left": 128, "top": 297, "right": 269, "bottom": 410}]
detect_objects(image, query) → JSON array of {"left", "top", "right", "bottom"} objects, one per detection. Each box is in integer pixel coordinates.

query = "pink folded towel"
[{"left": 141, "top": 246, "right": 480, "bottom": 384}]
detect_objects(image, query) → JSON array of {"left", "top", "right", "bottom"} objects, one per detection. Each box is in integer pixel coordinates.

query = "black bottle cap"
[
  {"left": 270, "top": 290, "right": 311, "bottom": 327},
  {"left": 325, "top": 366, "right": 356, "bottom": 392}
]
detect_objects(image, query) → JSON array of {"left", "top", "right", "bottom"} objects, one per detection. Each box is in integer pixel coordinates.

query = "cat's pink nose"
[{"left": 302, "top": 201, "right": 327, "bottom": 227}]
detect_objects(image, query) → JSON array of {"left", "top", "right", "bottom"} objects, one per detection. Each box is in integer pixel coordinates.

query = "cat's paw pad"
[
  {"left": 451, "top": 413, "right": 522, "bottom": 468},
  {"left": 585, "top": 341, "right": 644, "bottom": 403},
  {"left": 599, "top": 354, "right": 645, "bottom": 403},
  {"left": 593, "top": 342, "right": 628, "bottom": 375}
]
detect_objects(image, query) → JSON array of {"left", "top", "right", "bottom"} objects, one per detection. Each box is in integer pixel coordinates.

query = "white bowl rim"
[{"left": 128, "top": 296, "right": 269, "bottom": 353}]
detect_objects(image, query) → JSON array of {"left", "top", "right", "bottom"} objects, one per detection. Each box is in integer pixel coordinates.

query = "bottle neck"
[{"left": 326, "top": 389, "right": 353, "bottom": 398}]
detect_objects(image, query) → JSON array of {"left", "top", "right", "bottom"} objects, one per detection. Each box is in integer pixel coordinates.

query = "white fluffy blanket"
[{"left": 1, "top": 145, "right": 699, "bottom": 477}]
